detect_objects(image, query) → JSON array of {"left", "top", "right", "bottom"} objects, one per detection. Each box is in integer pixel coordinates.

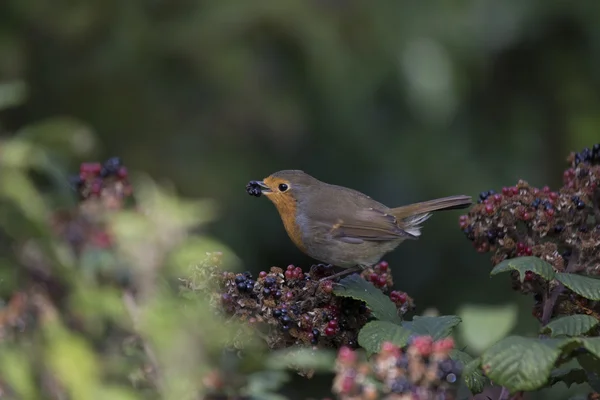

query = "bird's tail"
[{"left": 390, "top": 195, "right": 472, "bottom": 237}]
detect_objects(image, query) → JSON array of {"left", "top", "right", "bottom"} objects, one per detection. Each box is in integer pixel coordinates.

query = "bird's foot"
[{"left": 318, "top": 266, "right": 361, "bottom": 282}]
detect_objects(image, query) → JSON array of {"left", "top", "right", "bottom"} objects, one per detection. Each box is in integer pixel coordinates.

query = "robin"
[{"left": 247, "top": 170, "right": 472, "bottom": 281}]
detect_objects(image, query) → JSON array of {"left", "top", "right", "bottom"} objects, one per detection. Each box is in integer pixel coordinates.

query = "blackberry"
[
  {"left": 531, "top": 198, "right": 541, "bottom": 208},
  {"left": 68, "top": 175, "right": 84, "bottom": 190},
  {"left": 486, "top": 230, "right": 497, "bottom": 243},
  {"left": 273, "top": 309, "right": 282, "bottom": 318},
  {"left": 446, "top": 373, "right": 458, "bottom": 383},
  {"left": 246, "top": 181, "right": 263, "bottom": 197},
  {"left": 235, "top": 275, "right": 246, "bottom": 284},
  {"left": 245, "top": 280, "right": 255, "bottom": 291},
  {"left": 554, "top": 224, "right": 564, "bottom": 233},
  {"left": 273, "top": 290, "right": 282, "bottom": 299},
  {"left": 391, "top": 377, "right": 411, "bottom": 393},
  {"left": 101, "top": 157, "right": 122, "bottom": 176},
  {"left": 236, "top": 282, "right": 247, "bottom": 292},
  {"left": 264, "top": 277, "right": 276, "bottom": 287},
  {"left": 262, "top": 288, "right": 271, "bottom": 296},
  {"left": 280, "top": 315, "right": 291, "bottom": 324},
  {"left": 395, "top": 355, "right": 409, "bottom": 369},
  {"left": 576, "top": 200, "right": 586, "bottom": 210}
]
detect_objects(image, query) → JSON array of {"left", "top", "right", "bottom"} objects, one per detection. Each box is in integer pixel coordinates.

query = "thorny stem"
[{"left": 540, "top": 249, "right": 580, "bottom": 326}]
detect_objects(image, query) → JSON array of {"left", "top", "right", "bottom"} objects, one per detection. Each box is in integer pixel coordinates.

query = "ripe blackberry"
[{"left": 246, "top": 181, "right": 263, "bottom": 197}]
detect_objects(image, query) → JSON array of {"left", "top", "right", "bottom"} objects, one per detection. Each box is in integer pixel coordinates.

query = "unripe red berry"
[
  {"left": 116, "top": 166, "right": 128, "bottom": 179},
  {"left": 338, "top": 346, "right": 356, "bottom": 364},
  {"left": 325, "top": 327, "right": 336, "bottom": 336},
  {"left": 328, "top": 319, "right": 338, "bottom": 329},
  {"left": 511, "top": 187, "right": 519, "bottom": 195},
  {"left": 493, "top": 194, "right": 502, "bottom": 203},
  {"left": 502, "top": 187, "right": 510, "bottom": 196},
  {"left": 377, "top": 276, "right": 387, "bottom": 287},
  {"left": 378, "top": 261, "right": 389, "bottom": 272},
  {"left": 549, "top": 192, "right": 558, "bottom": 200},
  {"left": 546, "top": 208, "right": 555, "bottom": 217},
  {"left": 369, "top": 273, "right": 378, "bottom": 283},
  {"left": 259, "top": 271, "right": 267, "bottom": 278},
  {"left": 524, "top": 271, "right": 534, "bottom": 281},
  {"left": 322, "top": 281, "right": 334, "bottom": 294},
  {"left": 398, "top": 293, "right": 408, "bottom": 304},
  {"left": 542, "top": 185, "right": 550, "bottom": 193},
  {"left": 285, "top": 270, "right": 293, "bottom": 280},
  {"left": 485, "top": 204, "right": 494, "bottom": 214},
  {"left": 287, "top": 265, "right": 294, "bottom": 271}
]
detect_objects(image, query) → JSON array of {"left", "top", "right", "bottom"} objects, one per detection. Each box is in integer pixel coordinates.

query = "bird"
[{"left": 247, "top": 170, "right": 472, "bottom": 281}]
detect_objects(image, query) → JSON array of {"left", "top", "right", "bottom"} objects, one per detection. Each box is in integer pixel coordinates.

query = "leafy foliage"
[
  {"left": 333, "top": 274, "right": 401, "bottom": 323},
  {"left": 555, "top": 273, "right": 600, "bottom": 301},
  {"left": 542, "top": 315, "right": 600, "bottom": 337},
  {"left": 357, "top": 321, "right": 412, "bottom": 355},
  {"left": 490, "top": 256, "right": 556, "bottom": 282}
]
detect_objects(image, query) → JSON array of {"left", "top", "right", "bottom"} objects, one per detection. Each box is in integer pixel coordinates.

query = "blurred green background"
[{"left": 2, "top": 1, "right": 600, "bottom": 398}]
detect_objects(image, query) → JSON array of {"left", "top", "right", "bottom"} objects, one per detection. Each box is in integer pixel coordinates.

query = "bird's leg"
[{"left": 318, "top": 265, "right": 362, "bottom": 282}]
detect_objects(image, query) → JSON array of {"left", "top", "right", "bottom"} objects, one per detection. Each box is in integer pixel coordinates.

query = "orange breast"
[{"left": 269, "top": 196, "right": 307, "bottom": 253}]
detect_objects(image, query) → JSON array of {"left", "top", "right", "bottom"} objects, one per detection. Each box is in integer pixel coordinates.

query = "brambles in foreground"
[
  {"left": 459, "top": 143, "right": 600, "bottom": 323},
  {"left": 211, "top": 261, "right": 416, "bottom": 350},
  {"left": 332, "top": 338, "right": 461, "bottom": 400}
]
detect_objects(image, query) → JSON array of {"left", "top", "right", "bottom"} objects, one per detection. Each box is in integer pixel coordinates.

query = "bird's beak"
[
  {"left": 246, "top": 180, "right": 272, "bottom": 197},
  {"left": 255, "top": 181, "right": 272, "bottom": 194}
]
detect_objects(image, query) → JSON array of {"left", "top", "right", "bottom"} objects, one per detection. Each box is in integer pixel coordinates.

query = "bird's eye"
[{"left": 278, "top": 183, "right": 289, "bottom": 192}]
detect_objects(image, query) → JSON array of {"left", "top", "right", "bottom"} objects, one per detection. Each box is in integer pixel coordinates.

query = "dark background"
[{"left": 2, "top": 1, "right": 600, "bottom": 398}]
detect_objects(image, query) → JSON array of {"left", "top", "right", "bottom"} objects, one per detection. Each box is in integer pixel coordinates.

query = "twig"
[
  {"left": 540, "top": 249, "right": 580, "bottom": 326},
  {"left": 122, "top": 290, "right": 164, "bottom": 391},
  {"left": 498, "top": 386, "right": 511, "bottom": 400}
]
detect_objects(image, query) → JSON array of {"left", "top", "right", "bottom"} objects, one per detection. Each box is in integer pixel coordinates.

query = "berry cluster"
[
  {"left": 213, "top": 261, "right": 413, "bottom": 351},
  {"left": 332, "top": 337, "right": 461, "bottom": 400},
  {"left": 459, "top": 144, "right": 600, "bottom": 321},
  {"left": 70, "top": 157, "right": 132, "bottom": 200},
  {"left": 245, "top": 181, "right": 263, "bottom": 197},
  {"left": 360, "top": 261, "right": 393, "bottom": 290}
]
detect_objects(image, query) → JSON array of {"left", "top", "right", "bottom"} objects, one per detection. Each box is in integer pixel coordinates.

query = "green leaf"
[
  {"left": 580, "top": 337, "right": 600, "bottom": 359},
  {"left": 542, "top": 315, "right": 599, "bottom": 337},
  {"left": 357, "top": 321, "right": 412, "bottom": 355},
  {"left": 449, "top": 349, "right": 486, "bottom": 394},
  {"left": 266, "top": 348, "right": 335, "bottom": 372},
  {"left": 490, "top": 256, "right": 555, "bottom": 282},
  {"left": 549, "top": 367, "right": 588, "bottom": 388},
  {"left": 458, "top": 303, "right": 518, "bottom": 353},
  {"left": 402, "top": 315, "right": 462, "bottom": 340},
  {"left": 556, "top": 273, "right": 600, "bottom": 301},
  {"left": 481, "top": 336, "right": 564, "bottom": 391},
  {"left": 333, "top": 274, "right": 400, "bottom": 323}
]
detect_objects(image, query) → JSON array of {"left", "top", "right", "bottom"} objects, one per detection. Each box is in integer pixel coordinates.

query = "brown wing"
[{"left": 328, "top": 208, "right": 416, "bottom": 244}]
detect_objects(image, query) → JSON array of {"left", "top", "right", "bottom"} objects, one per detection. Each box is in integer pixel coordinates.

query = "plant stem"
[{"left": 540, "top": 249, "right": 580, "bottom": 326}]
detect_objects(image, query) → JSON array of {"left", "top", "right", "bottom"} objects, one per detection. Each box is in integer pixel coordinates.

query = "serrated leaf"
[
  {"left": 403, "top": 315, "right": 462, "bottom": 340},
  {"left": 449, "top": 349, "right": 486, "bottom": 394},
  {"left": 265, "top": 348, "right": 335, "bottom": 372},
  {"left": 549, "top": 367, "right": 588, "bottom": 388},
  {"left": 458, "top": 303, "right": 518, "bottom": 353},
  {"left": 357, "top": 321, "right": 412, "bottom": 355},
  {"left": 481, "top": 336, "right": 564, "bottom": 391},
  {"left": 556, "top": 273, "right": 600, "bottom": 301},
  {"left": 333, "top": 275, "right": 400, "bottom": 323},
  {"left": 542, "top": 315, "right": 599, "bottom": 337},
  {"left": 490, "top": 256, "right": 556, "bottom": 282},
  {"left": 580, "top": 337, "right": 600, "bottom": 359}
]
